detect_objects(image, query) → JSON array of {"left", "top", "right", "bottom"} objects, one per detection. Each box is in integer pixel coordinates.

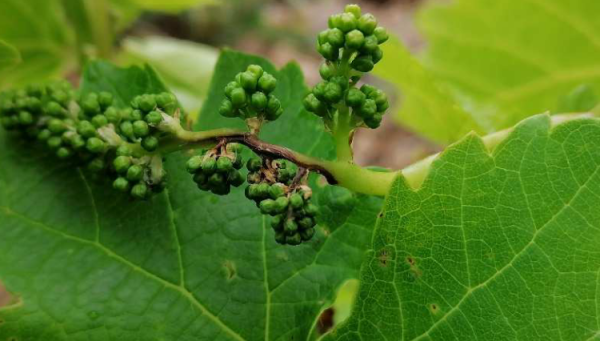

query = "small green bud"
[
  {"left": 233, "top": 154, "right": 243, "bottom": 170},
  {"left": 305, "top": 203, "right": 320, "bottom": 217},
  {"left": 48, "top": 119, "right": 65, "bottom": 134},
  {"left": 251, "top": 92, "right": 268, "bottom": 111},
  {"left": 224, "top": 81, "right": 239, "bottom": 99},
  {"left": 247, "top": 65, "right": 264, "bottom": 78},
  {"left": 208, "top": 173, "right": 224, "bottom": 187},
  {"left": 364, "top": 113, "right": 383, "bottom": 129},
  {"left": 145, "top": 111, "right": 163, "bottom": 125},
  {"left": 81, "top": 95, "right": 100, "bottom": 115},
  {"left": 131, "top": 182, "right": 148, "bottom": 199},
  {"left": 116, "top": 145, "right": 132, "bottom": 157},
  {"left": 345, "top": 30, "right": 365, "bottom": 50},
  {"left": 373, "top": 26, "right": 389, "bottom": 44},
  {"left": 300, "top": 227, "right": 315, "bottom": 241},
  {"left": 156, "top": 92, "right": 176, "bottom": 108},
  {"left": 271, "top": 215, "right": 284, "bottom": 231},
  {"left": 327, "top": 28, "right": 345, "bottom": 47},
  {"left": 120, "top": 108, "right": 133, "bottom": 121},
  {"left": 312, "top": 82, "right": 327, "bottom": 102},
  {"left": 258, "top": 73, "right": 277, "bottom": 93},
  {"left": 201, "top": 158, "right": 217, "bottom": 174},
  {"left": 138, "top": 94, "right": 156, "bottom": 112},
  {"left": 266, "top": 95, "right": 281, "bottom": 116},
  {"left": 328, "top": 14, "right": 341, "bottom": 29},
  {"left": 284, "top": 220, "right": 298, "bottom": 235},
  {"left": 303, "top": 94, "right": 328, "bottom": 117},
  {"left": 119, "top": 121, "right": 134, "bottom": 138},
  {"left": 298, "top": 217, "right": 316, "bottom": 230},
  {"left": 131, "top": 96, "right": 141, "bottom": 109},
  {"left": 26, "top": 84, "right": 44, "bottom": 97},
  {"left": 131, "top": 110, "right": 143, "bottom": 121},
  {"left": 245, "top": 184, "right": 260, "bottom": 200},
  {"left": 193, "top": 172, "right": 207, "bottom": 185},
  {"left": 240, "top": 72, "right": 258, "bottom": 92},
  {"left": 323, "top": 82, "right": 343, "bottom": 103},
  {"left": 86, "top": 137, "right": 105, "bottom": 153},
  {"left": 25, "top": 97, "right": 42, "bottom": 112},
  {"left": 257, "top": 183, "right": 270, "bottom": 198},
  {"left": 87, "top": 158, "right": 105, "bottom": 172},
  {"left": 358, "top": 13, "right": 377, "bottom": 35},
  {"left": 46, "top": 101, "right": 64, "bottom": 117},
  {"left": 357, "top": 99, "right": 377, "bottom": 118},
  {"left": 227, "top": 171, "right": 244, "bottom": 187},
  {"left": 92, "top": 114, "right": 108, "bottom": 128},
  {"left": 319, "top": 62, "right": 334, "bottom": 80},
  {"left": 132, "top": 120, "right": 150, "bottom": 138},
  {"left": 351, "top": 54, "right": 374, "bottom": 72},
  {"left": 290, "top": 193, "right": 304, "bottom": 209},
  {"left": 212, "top": 183, "right": 231, "bottom": 196},
  {"left": 142, "top": 136, "right": 159, "bottom": 151},
  {"left": 318, "top": 30, "right": 329, "bottom": 45},
  {"left": 259, "top": 199, "right": 277, "bottom": 215},
  {"left": 51, "top": 91, "right": 69, "bottom": 106},
  {"left": 275, "top": 197, "right": 289, "bottom": 213},
  {"left": 187, "top": 156, "right": 203, "bottom": 173},
  {"left": 126, "top": 164, "right": 144, "bottom": 181},
  {"left": 318, "top": 43, "right": 338, "bottom": 61},
  {"left": 346, "top": 88, "right": 366, "bottom": 107},
  {"left": 113, "top": 177, "right": 130, "bottom": 192},
  {"left": 37, "top": 129, "right": 52, "bottom": 141},
  {"left": 337, "top": 13, "right": 358, "bottom": 32},
  {"left": 360, "top": 84, "right": 377, "bottom": 96},
  {"left": 18, "top": 111, "right": 33, "bottom": 125},
  {"left": 219, "top": 99, "right": 236, "bottom": 118},
  {"left": 361, "top": 35, "right": 379, "bottom": 53},
  {"left": 230, "top": 88, "right": 247, "bottom": 108},
  {"left": 247, "top": 157, "right": 262, "bottom": 172},
  {"left": 372, "top": 46, "right": 383, "bottom": 64},
  {"left": 56, "top": 147, "right": 71, "bottom": 159},
  {"left": 98, "top": 92, "right": 113, "bottom": 109},
  {"left": 269, "top": 183, "right": 286, "bottom": 199},
  {"left": 114, "top": 156, "right": 132, "bottom": 174},
  {"left": 275, "top": 231, "right": 287, "bottom": 244},
  {"left": 47, "top": 136, "right": 62, "bottom": 149},
  {"left": 216, "top": 157, "right": 233, "bottom": 173},
  {"left": 104, "top": 107, "right": 121, "bottom": 124},
  {"left": 345, "top": 4, "right": 362, "bottom": 19},
  {"left": 330, "top": 76, "right": 349, "bottom": 90}
]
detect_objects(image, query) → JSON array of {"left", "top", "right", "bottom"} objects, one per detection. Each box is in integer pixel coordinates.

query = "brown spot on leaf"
[
  {"left": 317, "top": 308, "right": 335, "bottom": 335},
  {"left": 378, "top": 212, "right": 384, "bottom": 218},
  {"left": 406, "top": 257, "right": 415, "bottom": 266},
  {"left": 223, "top": 260, "right": 237, "bottom": 281},
  {"left": 378, "top": 250, "right": 389, "bottom": 267},
  {"left": 430, "top": 304, "right": 440, "bottom": 314}
]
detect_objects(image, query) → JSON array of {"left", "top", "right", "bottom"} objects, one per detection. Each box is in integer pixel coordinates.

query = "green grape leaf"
[
  {"left": 121, "top": 36, "right": 218, "bottom": 115},
  {"left": 326, "top": 114, "right": 600, "bottom": 340},
  {"left": 120, "top": 0, "right": 214, "bottom": 13},
  {"left": 377, "top": 0, "right": 600, "bottom": 144},
  {"left": 0, "top": 0, "right": 73, "bottom": 87},
  {"left": 0, "top": 40, "right": 20, "bottom": 73},
  {"left": 0, "top": 55, "right": 381, "bottom": 340}
]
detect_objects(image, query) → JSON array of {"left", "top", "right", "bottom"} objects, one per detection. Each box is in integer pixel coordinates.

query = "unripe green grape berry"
[
  {"left": 81, "top": 96, "right": 100, "bottom": 115},
  {"left": 193, "top": 172, "right": 207, "bottom": 185},
  {"left": 337, "top": 13, "right": 357, "bottom": 32},
  {"left": 48, "top": 119, "right": 66, "bottom": 134},
  {"left": 245, "top": 184, "right": 260, "bottom": 200},
  {"left": 318, "top": 43, "right": 338, "bottom": 61},
  {"left": 216, "top": 157, "right": 233, "bottom": 173},
  {"left": 258, "top": 73, "right": 277, "bottom": 93},
  {"left": 330, "top": 76, "right": 349, "bottom": 90},
  {"left": 275, "top": 197, "right": 289, "bottom": 213},
  {"left": 284, "top": 219, "right": 298, "bottom": 235},
  {"left": 56, "top": 147, "right": 71, "bottom": 159},
  {"left": 298, "top": 216, "right": 316, "bottom": 230},
  {"left": 319, "top": 62, "right": 334, "bottom": 80},
  {"left": 373, "top": 26, "right": 389, "bottom": 44},
  {"left": 86, "top": 137, "right": 105, "bottom": 153},
  {"left": 187, "top": 156, "right": 203, "bottom": 173},
  {"left": 361, "top": 35, "right": 379, "bottom": 53},
  {"left": 327, "top": 28, "right": 345, "bottom": 47},
  {"left": 92, "top": 114, "right": 108, "bottom": 128},
  {"left": 201, "top": 158, "right": 217, "bottom": 174},
  {"left": 240, "top": 72, "right": 258, "bottom": 92},
  {"left": 116, "top": 145, "right": 132, "bottom": 157},
  {"left": 113, "top": 177, "right": 130, "bottom": 192},
  {"left": 87, "top": 157, "right": 105, "bottom": 172},
  {"left": 247, "top": 157, "right": 262, "bottom": 172},
  {"left": 18, "top": 111, "right": 33, "bottom": 125},
  {"left": 131, "top": 182, "right": 148, "bottom": 199},
  {"left": 290, "top": 193, "right": 304, "bottom": 209},
  {"left": 372, "top": 46, "right": 383, "bottom": 64},
  {"left": 138, "top": 94, "right": 156, "bottom": 112},
  {"left": 104, "top": 107, "right": 121, "bottom": 124},
  {"left": 131, "top": 110, "right": 143, "bottom": 121},
  {"left": 247, "top": 64, "right": 263, "bottom": 78},
  {"left": 323, "top": 82, "right": 343, "bottom": 103},
  {"left": 224, "top": 81, "right": 239, "bottom": 99},
  {"left": 346, "top": 88, "right": 366, "bottom": 107},
  {"left": 156, "top": 92, "right": 175, "bottom": 108},
  {"left": 351, "top": 54, "right": 374, "bottom": 72},
  {"left": 145, "top": 111, "right": 163, "bottom": 125},
  {"left": 208, "top": 173, "right": 224, "bottom": 187},
  {"left": 269, "top": 183, "right": 286, "bottom": 199},
  {"left": 219, "top": 99, "right": 236, "bottom": 118},
  {"left": 98, "top": 92, "right": 113, "bottom": 109},
  {"left": 305, "top": 203, "right": 320, "bottom": 217},
  {"left": 227, "top": 171, "right": 244, "bottom": 187},
  {"left": 300, "top": 228, "right": 315, "bottom": 241},
  {"left": 358, "top": 13, "right": 377, "bottom": 35},
  {"left": 345, "top": 4, "right": 362, "bottom": 19},
  {"left": 142, "top": 136, "right": 159, "bottom": 151},
  {"left": 114, "top": 156, "right": 132, "bottom": 174},
  {"left": 126, "top": 164, "right": 144, "bottom": 181},
  {"left": 250, "top": 92, "right": 267, "bottom": 111},
  {"left": 230, "top": 88, "right": 247, "bottom": 108},
  {"left": 257, "top": 183, "right": 270, "bottom": 198},
  {"left": 37, "top": 129, "right": 52, "bottom": 141},
  {"left": 132, "top": 120, "right": 149, "bottom": 138},
  {"left": 47, "top": 136, "right": 62, "bottom": 149},
  {"left": 119, "top": 121, "right": 134, "bottom": 138},
  {"left": 259, "top": 199, "right": 276, "bottom": 215},
  {"left": 266, "top": 95, "right": 281, "bottom": 115},
  {"left": 364, "top": 113, "right": 383, "bottom": 129},
  {"left": 345, "top": 30, "right": 365, "bottom": 50},
  {"left": 46, "top": 101, "right": 64, "bottom": 117}
]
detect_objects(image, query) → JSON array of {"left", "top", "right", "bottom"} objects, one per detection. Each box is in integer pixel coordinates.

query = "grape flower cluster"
[{"left": 186, "top": 143, "right": 245, "bottom": 195}]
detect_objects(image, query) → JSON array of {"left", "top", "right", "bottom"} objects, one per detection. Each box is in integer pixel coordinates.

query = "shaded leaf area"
[
  {"left": 377, "top": 0, "right": 600, "bottom": 144},
  {"left": 327, "top": 114, "right": 600, "bottom": 341},
  {"left": 0, "top": 55, "right": 382, "bottom": 341}
]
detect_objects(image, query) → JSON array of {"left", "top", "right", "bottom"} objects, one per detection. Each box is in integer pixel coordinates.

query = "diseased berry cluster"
[
  {"left": 187, "top": 143, "right": 245, "bottom": 195},
  {"left": 0, "top": 81, "right": 178, "bottom": 200},
  {"left": 219, "top": 64, "right": 283, "bottom": 122},
  {"left": 304, "top": 4, "right": 390, "bottom": 130},
  {"left": 245, "top": 158, "right": 319, "bottom": 245}
]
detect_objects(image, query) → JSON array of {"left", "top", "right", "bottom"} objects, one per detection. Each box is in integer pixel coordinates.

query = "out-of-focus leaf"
[
  {"left": 123, "top": 0, "right": 214, "bottom": 13},
  {"left": 121, "top": 36, "right": 218, "bottom": 115},
  {"left": 0, "top": 41, "right": 21, "bottom": 74}
]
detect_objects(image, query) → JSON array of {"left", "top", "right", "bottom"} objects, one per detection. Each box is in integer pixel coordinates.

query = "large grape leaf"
[
  {"left": 0, "top": 54, "right": 381, "bottom": 340},
  {"left": 326, "top": 114, "right": 600, "bottom": 340},
  {"left": 376, "top": 0, "right": 600, "bottom": 144}
]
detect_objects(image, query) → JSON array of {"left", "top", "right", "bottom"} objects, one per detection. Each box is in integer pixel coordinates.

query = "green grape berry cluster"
[
  {"left": 0, "top": 81, "right": 179, "bottom": 200},
  {"left": 245, "top": 158, "right": 319, "bottom": 245},
  {"left": 304, "top": 4, "right": 390, "bottom": 129},
  {"left": 219, "top": 64, "right": 283, "bottom": 122},
  {"left": 187, "top": 143, "right": 245, "bottom": 195}
]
